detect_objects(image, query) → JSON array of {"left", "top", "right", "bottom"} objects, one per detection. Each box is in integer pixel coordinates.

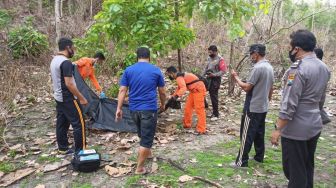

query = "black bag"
[
  {"left": 186, "top": 74, "right": 209, "bottom": 90},
  {"left": 71, "top": 149, "right": 101, "bottom": 172}
]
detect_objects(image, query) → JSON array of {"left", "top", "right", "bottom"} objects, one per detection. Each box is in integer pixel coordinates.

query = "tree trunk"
[
  {"left": 228, "top": 41, "right": 235, "bottom": 96},
  {"left": 174, "top": 1, "right": 182, "bottom": 72},
  {"left": 38, "top": 0, "right": 43, "bottom": 17},
  {"left": 60, "top": 0, "right": 63, "bottom": 17},
  {"left": 90, "top": 0, "right": 93, "bottom": 18},
  {"left": 55, "top": 0, "right": 61, "bottom": 46}
]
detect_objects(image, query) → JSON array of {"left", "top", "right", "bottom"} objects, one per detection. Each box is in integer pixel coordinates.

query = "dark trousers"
[
  {"left": 281, "top": 133, "right": 320, "bottom": 188},
  {"left": 56, "top": 100, "right": 86, "bottom": 152},
  {"left": 208, "top": 77, "right": 221, "bottom": 117},
  {"left": 236, "top": 111, "right": 266, "bottom": 167}
]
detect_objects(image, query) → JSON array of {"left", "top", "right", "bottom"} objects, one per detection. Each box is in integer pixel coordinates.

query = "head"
[
  {"left": 249, "top": 44, "right": 266, "bottom": 64},
  {"left": 314, "top": 48, "right": 323, "bottom": 60},
  {"left": 166, "top": 66, "right": 178, "bottom": 80},
  {"left": 93, "top": 52, "right": 106, "bottom": 64},
  {"left": 136, "top": 47, "right": 150, "bottom": 62},
  {"left": 58, "top": 37, "right": 75, "bottom": 58},
  {"left": 208, "top": 45, "right": 218, "bottom": 58},
  {"left": 289, "top": 29, "right": 316, "bottom": 62}
]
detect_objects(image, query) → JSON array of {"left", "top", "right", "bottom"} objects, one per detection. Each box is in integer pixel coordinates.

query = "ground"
[{"left": 0, "top": 89, "right": 335, "bottom": 188}]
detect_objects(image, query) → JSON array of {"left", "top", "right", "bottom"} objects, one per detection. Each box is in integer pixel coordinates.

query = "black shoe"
[
  {"left": 249, "top": 157, "right": 263, "bottom": 163},
  {"left": 58, "top": 148, "right": 74, "bottom": 155}
]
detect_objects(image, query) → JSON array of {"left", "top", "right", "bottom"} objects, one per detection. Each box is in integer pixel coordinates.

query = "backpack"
[{"left": 177, "top": 73, "right": 209, "bottom": 91}]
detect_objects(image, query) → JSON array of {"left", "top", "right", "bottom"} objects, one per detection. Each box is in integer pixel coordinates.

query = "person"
[
  {"left": 203, "top": 45, "right": 227, "bottom": 120},
  {"left": 50, "top": 37, "right": 88, "bottom": 154},
  {"left": 74, "top": 52, "right": 106, "bottom": 97},
  {"left": 166, "top": 66, "right": 207, "bottom": 134},
  {"left": 116, "top": 47, "right": 166, "bottom": 175},
  {"left": 231, "top": 44, "right": 274, "bottom": 167},
  {"left": 271, "top": 30, "right": 330, "bottom": 188}
]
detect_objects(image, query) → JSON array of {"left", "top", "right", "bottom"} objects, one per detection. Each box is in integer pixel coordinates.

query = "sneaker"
[
  {"left": 229, "top": 162, "right": 248, "bottom": 169},
  {"left": 249, "top": 157, "right": 263, "bottom": 163},
  {"left": 58, "top": 148, "right": 74, "bottom": 155},
  {"left": 210, "top": 116, "right": 219, "bottom": 121}
]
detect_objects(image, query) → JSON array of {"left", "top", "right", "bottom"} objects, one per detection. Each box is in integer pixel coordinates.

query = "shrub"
[
  {"left": 8, "top": 24, "right": 49, "bottom": 59},
  {"left": 0, "top": 9, "right": 11, "bottom": 29}
]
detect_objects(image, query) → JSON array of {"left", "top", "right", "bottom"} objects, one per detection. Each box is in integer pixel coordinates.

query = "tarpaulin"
[{"left": 74, "top": 66, "right": 137, "bottom": 133}]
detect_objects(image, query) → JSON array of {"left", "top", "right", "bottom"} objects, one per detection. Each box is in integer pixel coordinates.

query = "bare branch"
[{"left": 268, "top": 0, "right": 283, "bottom": 38}]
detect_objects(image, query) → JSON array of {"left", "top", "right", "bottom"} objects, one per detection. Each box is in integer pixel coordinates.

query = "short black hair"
[
  {"left": 290, "top": 30, "right": 316, "bottom": 52},
  {"left": 208, "top": 45, "right": 218, "bottom": 52},
  {"left": 58, "top": 37, "right": 73, "bottom": 51},
  {"left": 166, "top": 66, "right": 177, "bottom": 73},
  {"left": 136, "top": 47, "right": 150, "bottom": 59},
  {"left": 94, "top": 52, "right": 105, "bottom": 60},
  {"left": 249, "top": 44, "right": 266, "bottom": 57},
  {"left": 314, "top": 48, "right": 323, "bottom": 60}
]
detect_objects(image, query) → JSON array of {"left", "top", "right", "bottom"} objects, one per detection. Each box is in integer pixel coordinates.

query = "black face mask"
[
  {"left": 209, "top": 54, "right": 216, "bottom": 58},
  {"left": 288, "top": 48, "right": 297, "bottom": 62},
  {"left": 168, "top": 75, "right": 174, "bottom": 80},
  {"left": 67, "top": 48, "right": 74, "bottom": 58}
]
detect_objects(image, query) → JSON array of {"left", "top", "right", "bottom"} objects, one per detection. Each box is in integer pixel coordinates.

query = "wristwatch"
[{"left": 274, "top": 124, "right": 281, "bottom": 131}]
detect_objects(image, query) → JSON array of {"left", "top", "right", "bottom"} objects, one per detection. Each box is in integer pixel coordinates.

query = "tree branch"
[
  {"left": 268, "top": 0, "right": 283, "bottom": 38},
  {"left": 264, "top": 8, "right": 331, "bottom": 44}
]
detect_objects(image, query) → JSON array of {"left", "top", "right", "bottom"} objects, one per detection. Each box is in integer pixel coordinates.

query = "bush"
[
  {"left": 8, "top": 24, "right": 49, "bottom": 59},
  {"left": 0, "top": 9, "right": 11, "bottom": 29},
  {"left": 106, "top": 84, "right": 120, "bottom": 98}
]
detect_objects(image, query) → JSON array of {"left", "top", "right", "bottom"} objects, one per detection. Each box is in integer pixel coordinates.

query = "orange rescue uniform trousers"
[{"left": 173, "top": 73, "right": 207, "bottom": 133}]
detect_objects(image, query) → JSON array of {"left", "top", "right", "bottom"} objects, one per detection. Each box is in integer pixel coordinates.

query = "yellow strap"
[{"left": 73, "top": 100, "right": 86, "bottom": 149}]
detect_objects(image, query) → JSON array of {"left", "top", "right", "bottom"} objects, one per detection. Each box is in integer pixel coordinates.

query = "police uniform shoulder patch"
[{"left": 287, "top": 72, "right": 295, "bottom": 86}]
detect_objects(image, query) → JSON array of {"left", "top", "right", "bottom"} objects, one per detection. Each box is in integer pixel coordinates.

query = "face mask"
[
  {"left": 67, "top": 47, "right": 74, "bottom": 58},
  {"left": 209, "top": 54, "right": 216, "bottom": 58},
  {"left": 168, "top": 75, "right": 174, "bottom": 80},
  {"left": 288, "top": 48, "right": 297, "bottom": 62}
]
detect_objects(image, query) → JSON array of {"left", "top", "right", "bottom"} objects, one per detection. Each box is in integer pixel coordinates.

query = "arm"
[
  {"left": 173, "top": 77, "right": 187, "bottom": 97},
  {"left": 64, "top": 77, "right": 87, "bottom": 104},
  {"left": 268, "top": 86, "right": 274, "bottom": 101},
  {"left": 231, "top": 70, "right": 253, "bottom": 92},
  {"left": 158, "top": 87, "right": 166, "bottom": 111},
  {"left": 212, "top": 59, "right": 227, "bottom": 77},
  {"left": 271, "top": 69, "right": 304, "bottom": 145},
  {"left": 89, "top": 72, "right": 102, "bottom": 93},
  {"left": 115, "top": 86, "right": 128, "bottom": 121}
]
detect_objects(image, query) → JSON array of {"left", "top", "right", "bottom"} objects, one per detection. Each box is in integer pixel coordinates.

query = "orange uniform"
[
  {"left": 74, "top": 57, "right": 102, "bottom": 92},
  {"left": 173, "top": 73, "right": 207, "bottom": 133}
]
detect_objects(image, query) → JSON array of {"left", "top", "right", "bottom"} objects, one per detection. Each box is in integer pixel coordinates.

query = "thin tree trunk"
[
  {"left": 68, "top": 0, "right": 72, "bottom": 15},
  {"left": 174, "top": 1, "right": 182, "bottom": 72},
  {"left": 55, "top": 0, "right": 61, "bottom": 46},
  {"left": 90, "top": 0, "right": 93, "bottom": 18},
  {"left": 228, "top": 42, "right": 235, "bottom": 96},
  {"left": 38, "top": 0, "right": 43, "bottom": 17}
]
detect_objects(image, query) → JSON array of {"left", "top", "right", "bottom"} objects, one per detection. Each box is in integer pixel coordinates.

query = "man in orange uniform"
[
  {"left": 166, "top": 66, "right": 207, "bottom": 134},
  {"left": 74, "top": 52, "right": 105, "bottom": 96}
]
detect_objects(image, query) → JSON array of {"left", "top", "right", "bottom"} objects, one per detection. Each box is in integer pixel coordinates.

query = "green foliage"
[
  {"left": 106, "top": 83, "right": 120, "bottom": 98},
  {"left": 37, "top": 156, "right": 61, "bottom": 163},
  {"left": 8, "top": 18, "right": 48, "bottom": 59},
  {"left": 0, "top": 9, "right": 11, "bottom": 29},
  {"left": 181, "top": 0, "right": 271, "bottom": 39},
  {"left": 0, "top": 161, "right": 16, "bottom": 173}
]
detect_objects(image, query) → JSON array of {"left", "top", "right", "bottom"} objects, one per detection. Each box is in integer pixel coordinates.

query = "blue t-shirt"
[{"left": 120, "top": 62, "right": 165, "bottom": 111}]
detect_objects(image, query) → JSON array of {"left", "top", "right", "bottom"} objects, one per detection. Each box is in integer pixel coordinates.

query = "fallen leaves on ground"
[
  {"left": 179, "top": 175, "right": 193, "bottom": 183},
  {"left": 105, "top": 165, "right": 132, "bottom": 177},
  {"left": 0, "top": 168, "right": 36, "bottom": 187}
]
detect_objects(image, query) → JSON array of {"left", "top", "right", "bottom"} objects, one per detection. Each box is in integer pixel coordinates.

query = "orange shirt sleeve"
[
  {"left": 173, "top": 76, "right": 187, "bottom": 97},
  {"left": 89, "top": 71, "right": 102, "bottom": 92},
  {"left": 75, "top": 58, "right": 90, "bottom": 67}
]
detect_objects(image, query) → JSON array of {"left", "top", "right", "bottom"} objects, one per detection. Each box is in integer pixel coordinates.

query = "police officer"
[{"left": 271, "top": 30, "right": 330, "bottom": 188}]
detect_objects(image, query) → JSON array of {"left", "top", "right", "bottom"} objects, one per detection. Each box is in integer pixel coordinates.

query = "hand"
[
  {"left": 271, "top": 130, "right": 281, "bottom": 146},
  {"left": 99, "top": 91, "right": 106, "bottom": 99},
  {"left": 115, "top": 108, "right": 123, "bottom": 122},
  {"left": 79, "top": 97, "right": 88, "bottom": 106},
  {"left": 231, "top": 70, "right": 238, "bottom": 78},
  {"left": 208, "top": 73, "right": 215, "bottom": 78},
  {"left": 159, "top": 105, "right": 165, "bottom": 112}
]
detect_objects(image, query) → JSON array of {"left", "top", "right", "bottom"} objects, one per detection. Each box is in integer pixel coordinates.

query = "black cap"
[{"left": 249, "top": 44, "right": 266, "bottom": 56}]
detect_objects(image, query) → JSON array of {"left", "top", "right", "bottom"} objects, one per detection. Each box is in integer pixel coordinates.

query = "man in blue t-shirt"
[{"left": 116, "top": 47, "right": 166, "bottom": 175}]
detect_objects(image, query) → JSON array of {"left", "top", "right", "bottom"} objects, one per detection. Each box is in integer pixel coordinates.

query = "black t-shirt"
[{"left": 60, "top": 60, "right": 75, "bottom": 102}]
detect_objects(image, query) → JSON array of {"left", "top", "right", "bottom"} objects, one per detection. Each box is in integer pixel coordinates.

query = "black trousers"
[
  {"left": 281, "top": 133, "right": 320, "bottom": 188},
  {"left": 56, "top": 100, "right": 86, "bottom": 152},
  {"left": 236, "top": 111, "right": 266, "bottom": 167},
  {"left": 208, "top": 77, "right": 221, "bottom": 117}
]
